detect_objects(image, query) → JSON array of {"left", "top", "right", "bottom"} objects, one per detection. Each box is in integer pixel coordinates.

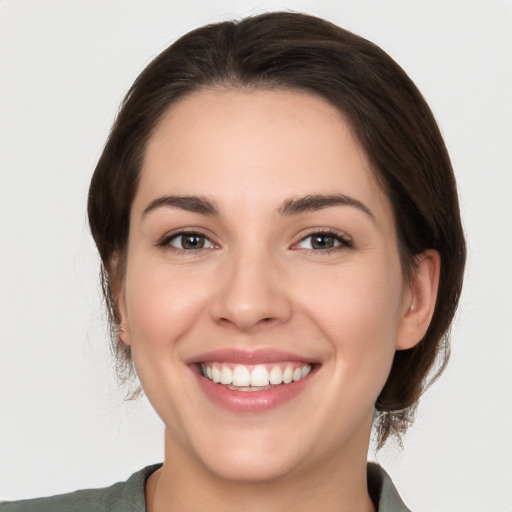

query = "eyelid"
[
  {"left": 156, "top": 227, "right": 352, "bottom": 253},
  {"left": 157, "top": 228, "right": 219, "bottom": 251},
  {"left": 291, "top": 228, "right": 353, "bottom": 251}
]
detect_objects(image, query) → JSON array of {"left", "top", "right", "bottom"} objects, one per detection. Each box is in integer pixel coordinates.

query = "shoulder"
[
  {"left": 367, "top": 462, "right": 412, "bottom": 512},
  {"left": 2, "top": 462, "right": 410, "bottom": 511},
  {"left": 0, "top": 464, "right": 162, "bottom": 512}
]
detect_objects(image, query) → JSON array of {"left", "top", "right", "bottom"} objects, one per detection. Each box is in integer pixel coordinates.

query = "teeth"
[
  {"left": 220, "top": 366, "right": 232, "bottom": 385},
  {"left": 269, "top": 366, "right": 283, "bottom": 385},
  {"left": 232, "top": 365, "right": 251, "bottom": 387},
  {"left": 212, "top": 365, "right": 221, "bottom": 383},
  {"left": 282, "top": 367, "right": 293, "bottom": 384},
  {"left": 202, "top": 362, "right": 312, "bottom": 388},
  {"left": 250, "top": 365, "right": 270, "bottom": 387}
]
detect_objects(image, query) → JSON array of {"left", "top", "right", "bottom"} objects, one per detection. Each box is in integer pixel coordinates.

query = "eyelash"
[
  {"left": 157, "top": 229, "right": 353, "bottom": 255},
  {"left": 157, "top": 230, "right": 217, "bottom": 254},
  {"left": 293, "top": 230, "right": 353, "bottom": 254}
]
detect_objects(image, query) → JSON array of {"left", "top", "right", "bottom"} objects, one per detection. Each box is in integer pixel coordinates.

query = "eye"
[
  {"left": 162, "top": 232, "right": 215, "bottom": 251},
  {"left": 294, "top": 231, "right": 352, "bottom": 251}
]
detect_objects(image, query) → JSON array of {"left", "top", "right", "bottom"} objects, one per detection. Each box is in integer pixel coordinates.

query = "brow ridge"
[
  {"left": 143, "top": 195, "right": 219, "bottom": 216},
  {"left": 279, "top": 194, "right": 375, "bottom": 220}
]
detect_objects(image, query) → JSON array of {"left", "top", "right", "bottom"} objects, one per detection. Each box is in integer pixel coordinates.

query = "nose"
[{"left": 210, "top": 249, "right": 293, "bottom": 332}]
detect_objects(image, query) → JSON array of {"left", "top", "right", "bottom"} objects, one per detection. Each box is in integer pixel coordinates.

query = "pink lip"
[
  {"left": 193, "top": 370, "right": 312, "bottom": 413},
  {"left": 188, "top": 348, "right": 318, "bottom": 413},
  {"left": 187, "top": 348, "right": 317, "bottom": 365}
]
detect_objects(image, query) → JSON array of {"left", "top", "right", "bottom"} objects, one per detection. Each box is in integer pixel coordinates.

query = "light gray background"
[{"left": 1, "top": 1, "right": 511, "bottom": 510}]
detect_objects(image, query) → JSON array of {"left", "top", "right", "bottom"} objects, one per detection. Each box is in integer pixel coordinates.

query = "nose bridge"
[{"left": 211, "top": 241, "right": 291, "bottom": 331}]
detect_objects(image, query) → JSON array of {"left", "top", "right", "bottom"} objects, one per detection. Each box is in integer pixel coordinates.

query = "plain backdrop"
[{"left": 1, "top": 1, "right": 511, "bottom": 510}]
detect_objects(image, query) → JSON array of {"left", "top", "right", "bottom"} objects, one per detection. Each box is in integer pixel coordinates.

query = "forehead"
[{"left": 135, "top": 88, "right": 391, "bottom": 222}]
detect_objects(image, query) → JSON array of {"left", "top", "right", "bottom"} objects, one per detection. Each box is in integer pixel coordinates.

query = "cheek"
[
  {"left": 123, "top": 260, "right": 212, "bottom": 350},
  {"left": 299, "top": 261, "right": 404, "bottom": 371}
]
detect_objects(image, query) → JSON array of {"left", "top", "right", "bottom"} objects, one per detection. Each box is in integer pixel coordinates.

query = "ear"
[
  {"left": 109, "top": 253, "right": 132, "bottom": 347},
  {"left": 395, "top": 249, "right": 441, "bottom": 350}
]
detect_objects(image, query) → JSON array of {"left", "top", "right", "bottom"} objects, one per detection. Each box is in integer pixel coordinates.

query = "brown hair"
[{"left": 88, "top": 11, "right": 466, "bottom": 447}]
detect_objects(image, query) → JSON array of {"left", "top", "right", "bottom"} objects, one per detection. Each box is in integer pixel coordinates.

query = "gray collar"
[
  {"left": 1, "top": 463, "right": 411, "bottom": 511},
  {"left": 368, "top": 462, "right": 412, "bottom": 512}
]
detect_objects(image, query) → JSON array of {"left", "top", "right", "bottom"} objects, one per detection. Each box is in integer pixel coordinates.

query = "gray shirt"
[{"left": 1, "top": 463, "right": 411, "bottom": 511}]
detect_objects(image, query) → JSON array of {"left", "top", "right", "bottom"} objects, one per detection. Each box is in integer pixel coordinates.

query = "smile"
[
  {"left": 200, "top": 362, "right": 312, "bottom": 390},
  {"left": 190, "top": 349, "right": 317, "bottom": 412}
]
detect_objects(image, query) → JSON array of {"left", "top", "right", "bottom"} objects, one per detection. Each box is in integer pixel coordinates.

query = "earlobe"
[
  {"left": 396, "top": 249, "right": 441, "bottom": 350},
  {"left": 118, "top": 324, "right": 131, "bottom": 346},
  {"left": 116, "top": 286, "right": 132, "bottom": 347},
  {"left": 117, "top": 292, "right": 133, "bottom": 347},
  {"left": 109, "top": 253, "right": 131, "bottom": 347}
]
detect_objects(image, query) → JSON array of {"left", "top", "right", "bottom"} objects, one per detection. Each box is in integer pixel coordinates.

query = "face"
[{"left": 117, "top": 89, "right": 418, "bottom": 483}]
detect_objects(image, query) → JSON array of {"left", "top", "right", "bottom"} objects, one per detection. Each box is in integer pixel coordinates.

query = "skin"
[{"left": 115, "top": 89, "right": 440, "bottom": 512}]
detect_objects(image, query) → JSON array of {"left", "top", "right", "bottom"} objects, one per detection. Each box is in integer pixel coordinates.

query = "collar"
[{"left": 367, "top": 462, "right": 412, "bottom": 512}]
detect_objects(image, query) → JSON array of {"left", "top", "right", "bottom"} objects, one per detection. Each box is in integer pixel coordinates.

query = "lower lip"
[{"left": 193, "top": 369, "right": 312, "bottom": 413}]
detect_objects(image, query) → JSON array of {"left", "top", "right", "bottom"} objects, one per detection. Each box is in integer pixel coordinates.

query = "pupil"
[
  {"left": 312, "top": 235, "right": 334, "bottom": 249},
  {"left": 183, "top": 235, "right": 204, "bottom": 249}
]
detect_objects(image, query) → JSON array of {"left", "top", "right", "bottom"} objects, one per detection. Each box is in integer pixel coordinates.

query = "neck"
[{"left": 146, "top": 427, "right": 376, "bottom": 512}]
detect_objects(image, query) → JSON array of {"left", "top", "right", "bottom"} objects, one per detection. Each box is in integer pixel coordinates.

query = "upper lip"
[{"left": 186, "top": 348, "right": 319, "bottom": 365}]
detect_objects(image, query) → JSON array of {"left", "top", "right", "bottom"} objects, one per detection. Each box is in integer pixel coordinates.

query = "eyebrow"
[
  {"left": 142, "top": 193, "right": 374, "bottom": 221},
  {"left": 142, "top": 195, "right": 219, "bottom": 217},
  {"left": 279, "top": 194, "right": 375, "bottom": 221}
]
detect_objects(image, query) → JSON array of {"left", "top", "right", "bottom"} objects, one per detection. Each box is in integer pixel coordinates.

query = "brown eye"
[
  {"left": 295, "top": 232, "right": 352, "bottom": 251},
  {"left": 310, "top": 234, "right": 336, "bottom": 249},
  {"left": 167, "top": 233, "right": 214, "bottom": 250}
]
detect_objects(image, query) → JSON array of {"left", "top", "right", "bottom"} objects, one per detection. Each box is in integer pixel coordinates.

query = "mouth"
[
  {"left": 189, "top": 349, "right": 318, "bottom": 412},
  {"left": 199, "top": 362, "right": 312, "bottom": 391}
]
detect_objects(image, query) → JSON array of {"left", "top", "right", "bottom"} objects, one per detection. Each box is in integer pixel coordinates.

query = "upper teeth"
[{"left": 202, "top": 363, "right": 311, "bottom": 387}]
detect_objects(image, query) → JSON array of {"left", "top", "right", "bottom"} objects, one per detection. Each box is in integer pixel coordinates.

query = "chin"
[
  {"left": 171, "top": 419, "right": 310, "bottom": 484},
  {"left": 200, "top": 443, "right": 303, "bottom": 484}
]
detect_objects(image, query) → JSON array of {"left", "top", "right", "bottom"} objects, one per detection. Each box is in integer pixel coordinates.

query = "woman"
[{"left": 2, "top": 11, "right": 465, "bottom": 512}]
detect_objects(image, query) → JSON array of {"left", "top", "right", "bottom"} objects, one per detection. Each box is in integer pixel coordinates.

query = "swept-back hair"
[{"left": 88, "top": 12, "right": 466, "bottom": 447}]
